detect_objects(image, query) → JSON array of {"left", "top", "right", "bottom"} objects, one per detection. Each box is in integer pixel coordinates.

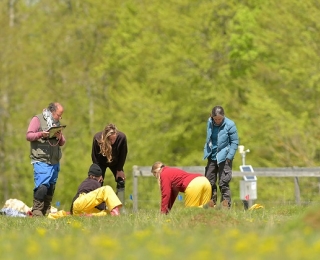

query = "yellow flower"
[{"left": 36, "top": 227, "right": 47, "bottom": 236}]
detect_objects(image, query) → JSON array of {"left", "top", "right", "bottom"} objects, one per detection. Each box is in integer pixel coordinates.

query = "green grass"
[{"left": 1, "top": 204, "right": 320, "bottom": 260}]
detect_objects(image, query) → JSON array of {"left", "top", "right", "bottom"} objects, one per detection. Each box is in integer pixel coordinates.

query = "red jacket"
[{"left": 160, "top": 166, "right": 202, "bottom": 214}]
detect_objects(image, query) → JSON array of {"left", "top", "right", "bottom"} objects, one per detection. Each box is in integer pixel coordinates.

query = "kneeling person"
[
  {"left": 70, "top": 163, "right": 122, "bottom": 216},
  {"left": 151, "top": 161, "right": 212, "bottom": 214}
]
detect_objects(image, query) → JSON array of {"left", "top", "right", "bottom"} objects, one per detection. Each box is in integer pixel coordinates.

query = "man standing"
[
  {"left": 203, "top": 106, "right": 239, "bottom": 208},
  {"left": 26, "top": 102, "right": 66, "bottom": 217}
]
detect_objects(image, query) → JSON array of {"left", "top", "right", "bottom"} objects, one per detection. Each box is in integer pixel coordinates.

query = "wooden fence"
[{"left": 132, "top": 165, "right": 320, "bottom": 212}]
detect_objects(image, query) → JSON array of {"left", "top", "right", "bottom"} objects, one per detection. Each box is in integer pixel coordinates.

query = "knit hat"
[{"left": 88, "top": 163, "right": 102, "bottom": 177}]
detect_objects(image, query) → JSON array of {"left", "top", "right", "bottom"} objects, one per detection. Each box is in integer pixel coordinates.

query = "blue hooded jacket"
[{"left": 203, "top": 116, "right": 239, "bottom": 163}]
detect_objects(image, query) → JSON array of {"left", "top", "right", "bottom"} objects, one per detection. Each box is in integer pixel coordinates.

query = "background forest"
[{"left": 1, "top": 0, "right": 320, "bottom": 210}]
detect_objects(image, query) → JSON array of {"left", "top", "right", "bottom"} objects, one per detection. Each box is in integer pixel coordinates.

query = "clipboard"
[{"left": 48, "top": 125, "right": 67, "bottom": 138}]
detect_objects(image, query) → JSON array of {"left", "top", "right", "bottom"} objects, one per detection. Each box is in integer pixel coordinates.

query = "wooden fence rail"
[{"left": 132, "top": 166, "right": 320, "bottom": 212}]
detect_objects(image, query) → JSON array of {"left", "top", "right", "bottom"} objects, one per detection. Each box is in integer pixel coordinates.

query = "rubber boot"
[
  {"left": 32, "top": 199, "right": 45, "bottom": 217},
  {"left": 42, "top": 195, "right": 53, "bottom": 215},
  {"left": 116, "top": 177, "right": 126, "bottom": 214}
]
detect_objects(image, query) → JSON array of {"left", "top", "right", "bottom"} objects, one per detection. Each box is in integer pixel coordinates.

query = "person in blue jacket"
[{"left": 203, "top": 106, "right": 239, "bottom": 208}]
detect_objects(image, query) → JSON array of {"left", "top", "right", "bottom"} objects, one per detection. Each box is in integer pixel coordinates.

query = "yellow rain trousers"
[
  {"left": 184, "top": 176, "right": 211, "bottom": 207},
  {"left": 73, "top": 185, "right": 122, "bottom": 216}
]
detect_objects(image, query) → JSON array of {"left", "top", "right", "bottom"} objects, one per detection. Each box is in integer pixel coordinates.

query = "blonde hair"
[
  {"left": 98, "top": 123, "right": 118, "bottom": 162},
  {"left": 151, "top": 161, "right": 165, "bottom": 186}
]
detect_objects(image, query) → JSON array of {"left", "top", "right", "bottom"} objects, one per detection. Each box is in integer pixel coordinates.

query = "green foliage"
[{"left": 0, "top": 0, "right": 320, "bottom": 208}]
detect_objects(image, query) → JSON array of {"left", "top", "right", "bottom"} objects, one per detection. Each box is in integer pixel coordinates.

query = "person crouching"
[
  {"left": 70, "top": 163, "right": 122, "bottom": 216},
  {"left": 151, "top": 161, "right": 213, "bottom": 214}
]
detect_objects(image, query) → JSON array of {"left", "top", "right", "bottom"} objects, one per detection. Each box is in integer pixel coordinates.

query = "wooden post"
[{"left": 133, "top": 165, "right": 139, "bottom": 212}]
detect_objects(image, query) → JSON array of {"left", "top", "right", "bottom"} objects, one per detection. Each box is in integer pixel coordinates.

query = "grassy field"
[{"left": 1, "top": 203, "right": 320, "bottom": 260}]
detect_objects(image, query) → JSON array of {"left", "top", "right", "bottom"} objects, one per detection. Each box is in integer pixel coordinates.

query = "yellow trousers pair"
[
  {"left": 73, "top": 185, "right": 122, "bottom": 216},
  {"left": 184, "top": 176, "right": 211, "bottom": 207}
]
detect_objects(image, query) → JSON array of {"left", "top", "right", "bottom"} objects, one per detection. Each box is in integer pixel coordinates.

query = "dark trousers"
[{"left": 205, "top": 158, "right": 233, "bottom": 207}]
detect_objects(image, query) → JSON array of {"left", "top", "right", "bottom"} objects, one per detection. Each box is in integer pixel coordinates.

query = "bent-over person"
[{"left": 151, "top": 161, "right": 212, "bottom": 214}]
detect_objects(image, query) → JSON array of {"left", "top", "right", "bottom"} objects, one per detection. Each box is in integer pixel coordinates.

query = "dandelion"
[
  {"left": 36, "top": 228, "right": 47, "bottom": 236},
  {"left": 71, "top": 221, "right": 82, "bottom": 229}
]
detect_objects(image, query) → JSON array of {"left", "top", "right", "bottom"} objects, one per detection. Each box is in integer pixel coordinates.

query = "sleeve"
[
  {"left": 26, "top": 117, "right": 43, "bottom": 141},
  {"left": 203, "top": 118, "right": 213, "bottom": 160},
  {"left": 58, "top": 134, "right": 66, "bottom": 146},
  {"left": 168, "top": 188, "right": 179, "bottom": 211},
  {"left": 116, "top": 133, "right": 128, "bottom": 171},
  {"left": 91, "top": 135, "right": 100, "bottom": 164},
  {"left": 160, "top": 176, "right": 177, "bottom": 214},
  {"left": 227, "top": 122, "right": 239, "bottom": 160}
]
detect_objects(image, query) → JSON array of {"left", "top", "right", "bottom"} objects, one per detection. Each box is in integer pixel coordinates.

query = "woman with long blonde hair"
[
  {"left": 91, "top": 123, "right": 128, "bottom": 187},
  {"left": 151, "top": 161, "right": 213, "bottom": 214}
]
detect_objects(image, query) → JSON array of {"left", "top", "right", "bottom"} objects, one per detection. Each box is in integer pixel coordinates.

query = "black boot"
[
  {"left": 32, "top": 199, "right": 45, "bottom": 217},
  {"left": 42, "top": 195, "right": 53, "bottom": 215},
  {"left": 32, "top": 185, "right": 48, "bottom": 217}
]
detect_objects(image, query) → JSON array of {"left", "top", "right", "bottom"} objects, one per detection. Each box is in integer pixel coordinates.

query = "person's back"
[{"left": 160, "top": 167, "right": 202, "bottom": 192}]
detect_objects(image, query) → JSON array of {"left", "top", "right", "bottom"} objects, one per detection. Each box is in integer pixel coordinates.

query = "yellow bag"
[{"left": 47, "top": 210, "right": 69, "bottom": 219}]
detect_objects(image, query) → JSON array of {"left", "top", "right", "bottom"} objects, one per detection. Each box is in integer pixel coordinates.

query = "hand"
[
  {"left": 54, "top": 130, "right": 62, "bottom": 139},
  {"left": 42, "top": 131, "right": 50, "bottom": 138},
  {"left": 116, "top": 171, "right": 125, "bottom": 180},
  {"left": 97, "top": 176, "right": 104, "bottom": 183}
]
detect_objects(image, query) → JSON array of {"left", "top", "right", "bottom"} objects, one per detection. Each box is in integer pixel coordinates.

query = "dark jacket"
[
  {"left": 91, "top": 131, "right": 128, "bottom": 178},
  {"left": 70, "top": 177, "right": 105, "bottom": 214}
]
